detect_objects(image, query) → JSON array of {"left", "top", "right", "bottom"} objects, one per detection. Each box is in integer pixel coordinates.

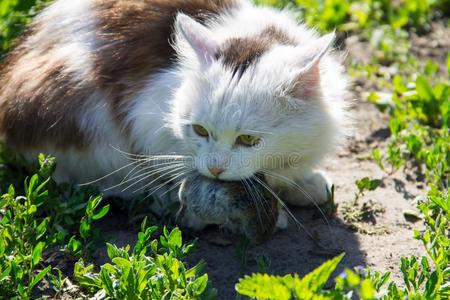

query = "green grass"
[
  {"left": 0, "top": 0, "right": 50, "bottom": 56},
  {"left": 74, "top": 224, "right": 216, "bottom": 299},
  {"left": 256, "top": 0, "right": 449, "bottom": 32},
  {"left": 0, "top": 0, "right": 449, "bottom": 299},
  {"left": 0, "top": 154, "right": 214, "bottom": 299}
]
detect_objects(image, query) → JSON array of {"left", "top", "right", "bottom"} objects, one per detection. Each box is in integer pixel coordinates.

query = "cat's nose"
[{"left": 208, "top": 167, "right": 225, "bottom": 177}]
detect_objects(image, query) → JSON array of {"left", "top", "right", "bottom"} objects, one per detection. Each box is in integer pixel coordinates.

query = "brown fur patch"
[
  {"left": 93, "top": 0, "right": 240, "bottom": 120},
  {"left": 217, "top": 25, "right": 296, "bottom": 78},
  {"left": 0, "top": 0, "right": 239, "bottom": 151},
  {"left": 0, "top": 20, "right": 92, "bottom": 151},
  {"left": 0, "top": 55, "right": 92, "bottom": 150}
]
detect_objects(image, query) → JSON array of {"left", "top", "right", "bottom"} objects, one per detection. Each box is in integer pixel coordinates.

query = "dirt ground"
[
  {"left": 96, "top": 99, "right": 426, "bottom": 299},
  {"left": 91, "top": 23, "right": 450, "bottom": 299}
]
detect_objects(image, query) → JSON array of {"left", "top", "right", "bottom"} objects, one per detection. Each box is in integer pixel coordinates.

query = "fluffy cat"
[{"left": 0, "top": 0, "right": 349, "bottom": 229}]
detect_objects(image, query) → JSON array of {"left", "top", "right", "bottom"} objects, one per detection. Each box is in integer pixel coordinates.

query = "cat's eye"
[
  {"left": 192, "top": 124, "right": 209, "bottom": 137},
  {"left": 236, "top": 135, "right": 261, "bottom": 147}
]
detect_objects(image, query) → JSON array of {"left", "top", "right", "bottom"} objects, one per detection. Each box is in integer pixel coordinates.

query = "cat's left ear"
[
  {"left": 291, "top": 32, "right": 335, "bottom": 99},
  {"left": 175, "top": 14, "right": 219, "bottom": 65}
]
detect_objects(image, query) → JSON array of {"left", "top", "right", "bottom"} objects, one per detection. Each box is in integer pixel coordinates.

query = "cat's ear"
[
  {"left": 291, "top": 32, "right": 335, "bottom": 99},
  {"left": 175, "top": 14, "right": 219, "bottom": 65}
]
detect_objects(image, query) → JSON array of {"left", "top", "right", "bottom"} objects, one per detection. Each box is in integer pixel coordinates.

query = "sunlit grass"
[{"left": 0, "top": 0, "right": 449, "bottom": 298}]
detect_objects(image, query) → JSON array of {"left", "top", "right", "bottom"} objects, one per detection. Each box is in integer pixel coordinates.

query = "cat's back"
[{"left": 0, "top": 0, "right": 240, "bottom": 151}]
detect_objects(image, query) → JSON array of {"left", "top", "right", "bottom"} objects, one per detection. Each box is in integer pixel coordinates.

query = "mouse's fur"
[{"left": 178, "top": 174, "right": 278, "bottom": 244}]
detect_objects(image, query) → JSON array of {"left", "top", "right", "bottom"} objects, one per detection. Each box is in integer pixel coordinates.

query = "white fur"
[
  {"left": 166, "top": 4, "right": 350, "bottom": 209},
  {"left": 33, "top": 0, "right": 97, "bottom": 81},
  {"left": 23, "top": 0, "right": 349, "bottom": 225}
]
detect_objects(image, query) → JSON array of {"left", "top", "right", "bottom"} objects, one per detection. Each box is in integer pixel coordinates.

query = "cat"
[{"left": 0, "top": 0, "right": 349, "bottom": 230}]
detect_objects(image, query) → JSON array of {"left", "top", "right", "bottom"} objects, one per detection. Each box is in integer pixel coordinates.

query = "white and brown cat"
[{"left": 0, "top": 0, "right": 349, "bottom": 230}]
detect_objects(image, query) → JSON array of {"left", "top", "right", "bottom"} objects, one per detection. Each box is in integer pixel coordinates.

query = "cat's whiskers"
[
  {"left": 259, "top": 170, "right": 331, "bottom": 228},
  {"left": 251, "top": 175, "right": 316, "bottom": 240},
  {"left": 103, "top": 161, "right": 186, "bottom": 192},
  {"left": 150, "top": 169, "right": 194, "bottom": 199},
  {"left": 131, "top": 167, "right": 188, "bottom": 195},
  {"left": 80, "top": 145, "right": 191, "bottom": 190},
  {"left": 79, "top": 159, "right": 144, "bottom": 186},
  {"left": 120, "top": 159, "right": 188, "bottom": 184},
  {"left": 123, "top": 164, "right": 187, "bottom": 193},
  {"left": 116, "top": 157, "right": 152, "bottom": 186},
  {"left": 80, "top": 144, "right": 193, "bottom": 193},
  {"left": 128, "top": 162, "right": 190, "bottom": 194},
  {"left": 141, "top": 169, "right": 192, "bottom": 201},
  {"left": 241, "top": 178, "right": 264, "bottom": 228},
  {"left": 252, "top": 177, "right": 277, "bottom": 219},
  {"left": 111, "top": 161, "right": 186, "bottom": 192},
  {"left": 110, "top": 145, "right": 190, "bottom": 162},
  {"left": 246, "top": 177, "right": 275, "bottom": 224}
]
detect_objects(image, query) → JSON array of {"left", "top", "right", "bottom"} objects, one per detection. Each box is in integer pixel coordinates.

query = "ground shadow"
[
  {"left": 367, "top": 127, "right": 391, "bottom": 142},
  {"left": 94, "top": 204, "right": 365, "bottom": 299},
  {"left": 187, "top": 207, "right": 364, "bottom": 298},
  {"left": 393, "top": 178, "right": 417, "bottom": 200}
]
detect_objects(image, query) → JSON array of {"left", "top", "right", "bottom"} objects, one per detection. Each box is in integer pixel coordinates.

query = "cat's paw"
[{"left": 282, "top": 170, "right": 332, "bottom": 207}]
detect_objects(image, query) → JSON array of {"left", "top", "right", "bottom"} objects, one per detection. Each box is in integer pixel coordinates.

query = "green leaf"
[
  {"left": 27, "top": 204, "right": 37, "bottom": 214},
  {"left": 393, "top": 75, "right": 407, "bottom": 94},
  {"left": 416, "top": 76, "right": 434, "bottom": 101},
  {"left": 236, "top": 274, "right": 291, "bottom": 300},
  {"left": 0, "top": 235, "right": 5, "bottom": 257},
  {"left": 35, "top": 218, "right": 48, "bottom": 240},
  {"left": 29, "top": 266, "right": 51, "bottom": 289},
  {"left": 447, "top": 52, "right": 450, "bottom": 77},
  {"left": 74, "top": 261, "right": 100, "bottom": 287},
  {"left": 294, "top": 253, "right": 345, "bottom": 295},
  {"left": 0, "top": 266, "right": 12, "bottom": 282},
  {"left": 376, "top": 272, "right": 391, "bottom": 290},
  {"left": 34, "top": 176, "right": 51, "bottom": 196},
  {"left": 356, "top": 177, "right": 382, "bottom": 193},
  {"left": 168, "top": 228, "right": 182, "bottom": 248},
  {"left": 8, "top": 184, "right": 15, "bottom": 197},
  {"left": 106, "top": 243, "right": 118, "bottom": 260},
  {"left": 424, "top": 271, "right": 440, "bottom": 298},
  {"left": 67, "top": 236, "right": 81, "bottom": 253},
  {"left": 193, "top": 274, "right": 209, "bottom": 296},
  {"left": 112, "top": 257, "right": 131, "bottom": 269},
  {"left": 26, "top": 174, "right": 39, "bottom": 198},
  {"left": 79, "top": 218, "right": 91, "bottom": 239},
  {"left": 359, "top": 279, "right": 375, "bottom": 299},
  {"left": 31, "top": 241, "right": 45, "bottom": 267},
  {"left": 100, "top": 268, "right": 115, "bottom": 296},
  {"left": 92, "top": 204, "right": 110, "bottom": 220}
]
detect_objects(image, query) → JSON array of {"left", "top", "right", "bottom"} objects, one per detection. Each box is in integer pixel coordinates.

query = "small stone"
[{"left": 403, "top": 209, "right": 422, "bottom": 222}]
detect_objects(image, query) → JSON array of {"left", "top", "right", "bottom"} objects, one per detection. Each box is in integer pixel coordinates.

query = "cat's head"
[{"left": 169, "top": 14, "right": 348, "bottom": 180}]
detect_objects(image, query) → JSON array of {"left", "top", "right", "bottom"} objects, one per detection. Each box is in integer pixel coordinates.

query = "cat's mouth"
[
  {"left": 200, "top": 174, "right": 253, "bottom": 181},
  {"left": 197, "top": 169, "right": 264, "bottom": 183}
]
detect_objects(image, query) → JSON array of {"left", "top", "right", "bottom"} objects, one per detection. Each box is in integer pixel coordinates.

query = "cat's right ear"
[
  {"left": 290, "top": 32, "right": 335, "bottom": 99},
  {"left": 175, "top": 14, "right": 219, "bottom": 65}
]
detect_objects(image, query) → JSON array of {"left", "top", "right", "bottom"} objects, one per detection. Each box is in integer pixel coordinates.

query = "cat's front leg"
[{"left": 267, "top": 169, "right": 332, "bottom": 207}]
